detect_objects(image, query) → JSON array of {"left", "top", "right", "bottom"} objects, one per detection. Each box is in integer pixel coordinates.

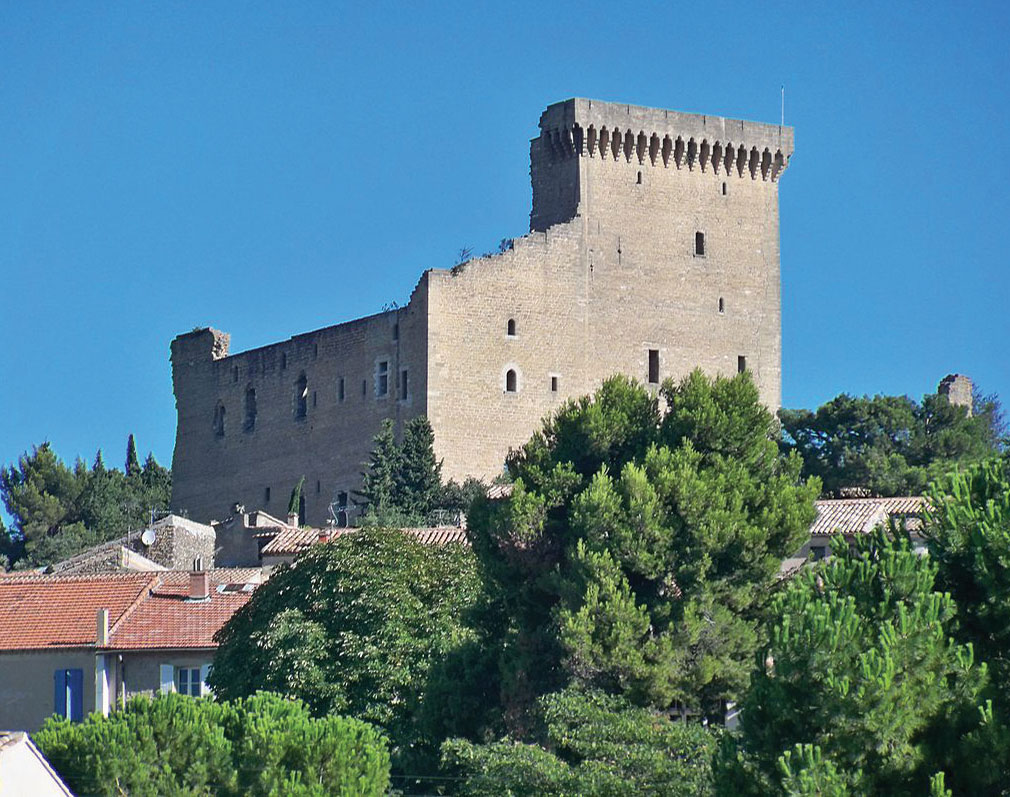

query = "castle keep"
[{"left": 171, "top": 98, "right": 794, "bottom": 525}]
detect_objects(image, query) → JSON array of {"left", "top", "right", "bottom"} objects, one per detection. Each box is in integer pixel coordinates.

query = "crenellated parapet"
[{"left": 534, "top": 97, "right": 794, "bottom": 181}]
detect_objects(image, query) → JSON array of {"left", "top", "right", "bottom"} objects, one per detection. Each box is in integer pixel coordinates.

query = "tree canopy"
[
  {"left": 468, "top": 370, "right": 819, "bottom": 727},
  {"left": 0, "top": 438, "right": 171, "bottom": 569},
  {"left": 34, "top": 691, "right": 389, "bottom": 797},
  {"left": 209, "top": 527, "right": 486, "bottom": 775},
  {"left": 780, "top": 388, "right": 1004, "bottom": 498},
  {"left": 357, "top": 416, "right": 485, "bottom": 527},
  {"left": 719, "top": 529, "right": 993, "bottom": 796},
  {"left": 443, "top": 688, "right": 718, "bottom": 796}
]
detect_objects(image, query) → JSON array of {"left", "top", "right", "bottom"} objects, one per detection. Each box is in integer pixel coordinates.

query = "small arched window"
[
  {"left": 507, "top": 319, "right": 517, "bottom": 337},
  {"left": 505, "top": 369, "right": 518, "bottom": 393},
  {"left": 295, "top": 373, "right": 308, "bottom": 419},
  {"left": 244, "top": 387, "right": 257, "bottom": 432},
  {"left": 213, "top": 402, "right": 226, "bottom": 437}
]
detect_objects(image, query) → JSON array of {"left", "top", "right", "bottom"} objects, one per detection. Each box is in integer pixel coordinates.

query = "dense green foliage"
[
  {"left": 720, "top": 530, "right": 992, "bottom": 795},
  {"left": 468, "top": 371, "right": 819, "bottom": 725},
  {"left": 34, "top": 691, "right": 389, "bottom": 797},
  {"left": 443, "top": 688, "right": 718, "bottom": 796},
  {"left": 209, "top": 528, "right": 485, "bottom": 773},
  {"left": 356, "top": 416, "right": 485, "bottom": 526},
  {"left": 0, "top": 439, "right": 171, "bottom": 569},
  {"left": 780, "top": 389, "right": 1004, "bottom": 497}
]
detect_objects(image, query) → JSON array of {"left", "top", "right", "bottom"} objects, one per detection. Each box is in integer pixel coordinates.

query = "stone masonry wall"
[
  {"left": 171, "top": 287, "right": 428, "bottom": 525},
  {"left": 171, "top": 98, "right": 792, "bottom": 519}
]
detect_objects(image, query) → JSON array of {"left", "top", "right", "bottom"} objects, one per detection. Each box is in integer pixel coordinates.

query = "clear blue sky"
[{"left": 1, "top": 0, "right": 1007, "bottom": 478}]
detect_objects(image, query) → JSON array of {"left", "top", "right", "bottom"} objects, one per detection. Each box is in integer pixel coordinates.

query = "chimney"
[
  {"left": 189, "top": 569, "right": 210, "bottom": 601},
  {"left": 318, "top": 529, "right": 331, "bottom": 543},
  {"left": 96, "top": 608, "right": 109, "bottom": 646},
  {"left": 287, "top": 512, "right": 299, "bottom": 527}
]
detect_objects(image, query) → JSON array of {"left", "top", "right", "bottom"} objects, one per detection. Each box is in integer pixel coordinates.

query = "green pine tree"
[{"left": 397, "top": 416, "right": 443, "bottom": 520}]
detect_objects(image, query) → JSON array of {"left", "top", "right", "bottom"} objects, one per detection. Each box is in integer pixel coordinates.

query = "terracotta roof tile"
[
  {"left": 108, "top": 571, "right": 256, "bottom": 650},
  {"left": 0, "top": 570, "right": 261, "bottom": 652},
  {"left": 261, "top": 526, "right": 470, "bottom": 557},
  {"left": 810, "top": 497, "right": 926, "bottom": 537},
  {"left": 0, "top": 574, "right": 156, "bottom": 649}
]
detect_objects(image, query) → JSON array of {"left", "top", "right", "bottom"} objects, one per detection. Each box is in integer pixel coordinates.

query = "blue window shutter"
[
  {"left": 69, "top": 668, "right": 84, "bottom": 722},
  {"left": 54, "top": 670, "right": 67, "bottom": 718}
]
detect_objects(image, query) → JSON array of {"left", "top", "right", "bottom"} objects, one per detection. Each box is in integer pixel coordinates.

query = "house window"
[
  {"left": 400, "top": 369, "right": 408, "bottom": 400},
  {"left": 338, "top": 377, "right": 345, "bottom": 402},
  {"left": 505, "top": 369, "right": 518, "bottom": 393},
  {"left": 213, "top": 402, "right": 226, "bottom": 437},
  {"left": 295, "top": 373, "right": 308, "bottom": 419},
  {"left": 176, "top": 666, "right": 203, "bottom": 697},
  {"left": 738, "top": 355, "right": 747, "bottom": 374},
  {"left": 54, "top": 668, "right": 84, "bottom": 722},
  {"left": 376, "top": 360, "right": 389, "bottom": 397},
  {"left": 694, "top": 231, "right": 706, "bottom": 257},
  {"left": 648, "top": 349, "right": 659, "bottom": 384},
  {"left": 507, "top": 318, "right": 517, "bottom": 337},
  {"left": 244, "top": 388, "right": 256, "bottom": 432}
]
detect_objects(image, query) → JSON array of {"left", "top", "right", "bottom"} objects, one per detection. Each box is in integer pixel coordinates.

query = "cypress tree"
[{"left": 125, "top": 434, "right": 141, "bottom": 477}]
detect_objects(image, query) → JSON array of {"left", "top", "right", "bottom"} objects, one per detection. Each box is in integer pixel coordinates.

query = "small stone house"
[{"left": 0, "top": 569, "right": 261, "bottom": 732}]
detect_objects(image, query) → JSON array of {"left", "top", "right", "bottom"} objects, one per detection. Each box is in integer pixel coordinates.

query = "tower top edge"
[{"left": 538, "top": 97, "right": 793, "bottom": 154}]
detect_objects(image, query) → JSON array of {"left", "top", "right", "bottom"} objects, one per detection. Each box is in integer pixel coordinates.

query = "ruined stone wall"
[
  {"left": 171, "top": 287, "right": 428, "bottom": 525},
  {"left": 171, "top": 98, "right": 792, "bottom": 515}
]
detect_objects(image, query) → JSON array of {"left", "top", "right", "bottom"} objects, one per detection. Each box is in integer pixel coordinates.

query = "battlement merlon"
[{"left": 534, "top": 97, "right": 794, "bottom": 179}]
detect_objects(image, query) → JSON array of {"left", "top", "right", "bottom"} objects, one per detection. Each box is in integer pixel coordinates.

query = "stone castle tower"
[{"left": 170, "top": 98, "right": 794, "bottom": 524}]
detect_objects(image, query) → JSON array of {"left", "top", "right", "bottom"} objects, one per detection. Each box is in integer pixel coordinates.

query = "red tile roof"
[
  {"left": 0, "top": 570, "right": 260, "bottom": 651},
  {"left": 107, "top": 570, "right": 256, "bottom": 650},
  {"left": 0, "top": 573, "right": 155, "bottom": 650}
]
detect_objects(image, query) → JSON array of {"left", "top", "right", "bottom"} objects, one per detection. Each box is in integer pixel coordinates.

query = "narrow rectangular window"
[
  {"left": 392, "top": 323, "right": 399, "bottom": 341},
  {"left": 362, "top": 379, "right": 367, "bottom": 397},
  {"left": 694, "top": 231, "right": 706, "bottom": 256},
  {"left": 738, "top": 355, "right": 747, "bottom": 374},
  {"left": 400, "top": 369, "right": 408, "bottom": 399},
  {"left": 338, "top": 377, "right": 345, "bottom": 402},
  {"left": 376, "top": 361, "right": 389, "bottom": 397},
  {"left": 551, "top": 376, "right": 559, "bottom": 392},
  {"left": 648, "top": 350, "right": 659, "bottom": 384},
  {"left": 264, "top": 486, "right": 271, "bottom": 503}
]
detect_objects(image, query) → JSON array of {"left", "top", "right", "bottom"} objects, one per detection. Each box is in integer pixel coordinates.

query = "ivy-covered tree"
[
  {"left": 469, "top": 371, "right": 819, "bottom": 727},
  {"left": 209, "top": 528, "right": 485, "bottom": 775},
  {"left": 780, "top": 387, "right": 1004, "bottom": 498},
  {"left": 442, "top": 688, "right": 718, "bottom": 796},
  {"left": 34, "top": 691, "right": 390, "bottom": 797},
  {"left": 719, "top": 530, "right": 992, "bottom": 796}
]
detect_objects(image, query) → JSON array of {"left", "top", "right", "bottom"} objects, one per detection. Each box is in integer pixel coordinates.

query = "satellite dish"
[{"left": 140, "top": 529, "right": 156, "bottom": 546}]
